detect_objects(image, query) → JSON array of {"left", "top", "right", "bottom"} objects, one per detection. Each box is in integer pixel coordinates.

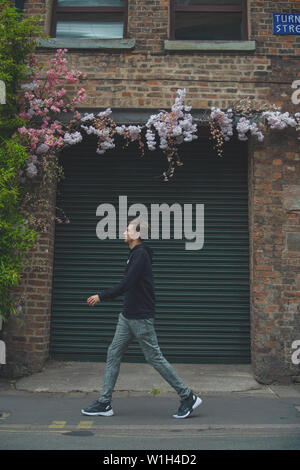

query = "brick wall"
[
  {"left": 28, "top": 1, "right": 299, "bottom": 112},
  {"left": 2, "top": 175, "right": 57, "bottom": 376},
  {"left": 2, "top": 0, "right": 300, "bottom": 381},
  {"left": 249, "top": 130, "right": 300, "bottom": 383}
]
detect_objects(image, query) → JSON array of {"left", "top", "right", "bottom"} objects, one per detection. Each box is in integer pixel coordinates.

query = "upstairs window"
[
  {"left": 170, "top": 0, "right": 248, "bottom": 41},
  {"left": 51, "top": 0, "right": 128, "bottom": 39}
]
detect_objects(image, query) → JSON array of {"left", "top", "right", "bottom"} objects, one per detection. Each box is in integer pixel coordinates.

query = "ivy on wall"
[{"left": 0, "top": 1, "right": 43, "bottom": 320}]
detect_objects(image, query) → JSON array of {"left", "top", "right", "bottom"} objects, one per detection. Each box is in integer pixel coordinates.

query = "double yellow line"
[{"left": 0, "top": 420, "right": 94, "bottom": 434}]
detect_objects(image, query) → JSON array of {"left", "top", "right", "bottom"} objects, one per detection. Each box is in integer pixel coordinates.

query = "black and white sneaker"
[
  {"left": 81, "top": 400, "right": 114, "bottom": 417},
  {"left": 173, "top": 391, "right": 202, "bottom": 419}
]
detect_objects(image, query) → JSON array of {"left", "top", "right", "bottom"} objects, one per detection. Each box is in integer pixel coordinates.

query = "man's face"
[{"left": 123, "top": 223, "right": 140, "bottom": 243}]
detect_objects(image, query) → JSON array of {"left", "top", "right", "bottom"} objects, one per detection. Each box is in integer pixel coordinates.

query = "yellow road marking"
[
  {"left": 48, "top": 421, "right": 66, "bottom": 429},
  {"left": 77, "top": 421, "right": 93, "bottom": 429},
  {"left": 0, "top": 426, "right": 300, "bottom": 439},
  {"left": 0, "top": 429, "right": 68, "bottom": 434}
]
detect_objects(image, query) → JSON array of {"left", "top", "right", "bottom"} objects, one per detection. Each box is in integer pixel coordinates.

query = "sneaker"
[
  {"left": 173, "top": 391, "right": 202, "bottom": 419},
  {"left": 81, "top": 400, "right": 114, "bottom": 417}
]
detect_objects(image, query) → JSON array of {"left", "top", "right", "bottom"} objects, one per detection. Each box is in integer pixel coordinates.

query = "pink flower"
[
  {"left": 18, "top": 126, "right": 28, "bottom": 134},
  {"left": 50, "top": 105, "right": 61, "bottom": 113},
  {"left": 19, "top": 111, "right": 30, "bottom": 120}
]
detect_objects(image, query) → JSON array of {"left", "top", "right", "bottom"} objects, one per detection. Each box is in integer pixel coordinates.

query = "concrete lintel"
[
  {"left": 37, "top": 38, "right": 136, "bottom": 51},
  {"left": 58, "top": 108, "right": 211, "bottom": 126},
  {"left": 164, "top": 40, "right": 256, "bottom": 52}
]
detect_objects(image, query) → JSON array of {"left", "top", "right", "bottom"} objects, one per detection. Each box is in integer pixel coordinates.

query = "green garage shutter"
[{"left": 50, "top": 136, "right": 250, "bottom": 363}]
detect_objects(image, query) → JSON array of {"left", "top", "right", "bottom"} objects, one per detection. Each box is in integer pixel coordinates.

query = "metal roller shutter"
[{"left": 50, "top": 136, "right": 250, "bottom": 363}]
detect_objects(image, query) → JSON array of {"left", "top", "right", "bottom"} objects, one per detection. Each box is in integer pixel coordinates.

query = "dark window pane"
[
  {"left": 175, "top": 12, "right": 242, "bottom": 39},
  {"left": 56, "top": 12, "right": 124, "bottom": 38},
  {"left": 175, "top": 1, "right": 242, "bottom": 6},
  {"left": 57, "top": 1, "right": 124, "bottom": 6}
]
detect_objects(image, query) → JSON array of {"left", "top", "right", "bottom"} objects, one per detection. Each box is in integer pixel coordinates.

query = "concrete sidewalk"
[{"left": 10, "top": 360, "right": 300, "bottom": 398}]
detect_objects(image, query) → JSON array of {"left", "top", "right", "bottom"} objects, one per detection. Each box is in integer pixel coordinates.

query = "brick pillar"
[
  {"left": 250, "top": 128, "right": 300, "bottom": 384},
  {"left": 1, "top": 170, "right": 57, "bottom": 377}
]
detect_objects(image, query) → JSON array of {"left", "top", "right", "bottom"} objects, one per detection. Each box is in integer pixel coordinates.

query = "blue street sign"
[{"left": 273, "top": 13, "right": 300, "bottom": 34}]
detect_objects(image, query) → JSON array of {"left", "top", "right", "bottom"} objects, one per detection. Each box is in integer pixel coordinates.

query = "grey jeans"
[{"left": 98, "top": 312, "right": 190, "bottom": 404}]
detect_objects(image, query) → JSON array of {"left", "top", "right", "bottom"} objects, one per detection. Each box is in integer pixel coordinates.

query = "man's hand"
[{"left": 87, "top": 294, "right": 100, "bottom": 307}]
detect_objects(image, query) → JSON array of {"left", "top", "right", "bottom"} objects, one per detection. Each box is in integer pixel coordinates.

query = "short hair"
[{"left": 127, "top": 217, "right": 150, "bottom": 240}]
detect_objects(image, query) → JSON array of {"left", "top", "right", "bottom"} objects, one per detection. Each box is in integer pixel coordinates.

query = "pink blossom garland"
[
  {"left": 17, "top": 49, "right": 300, "bottom": 184},
  {"left": 17, "top": 48, "right": 86, "bottom": 180}
]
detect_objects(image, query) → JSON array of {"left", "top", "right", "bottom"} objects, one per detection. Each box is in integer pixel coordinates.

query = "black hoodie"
[{"left": 98, "top": 242, "right": 155, "bottom": 319}]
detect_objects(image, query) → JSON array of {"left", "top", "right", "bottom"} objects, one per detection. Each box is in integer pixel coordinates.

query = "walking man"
[{"left": 81, "top": 217, "right": 202, "bottom": 419}]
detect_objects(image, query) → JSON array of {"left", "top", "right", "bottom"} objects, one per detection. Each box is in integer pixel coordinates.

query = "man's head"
[{"left": 123, "top": 217, "right": 150, "bottom": 243}]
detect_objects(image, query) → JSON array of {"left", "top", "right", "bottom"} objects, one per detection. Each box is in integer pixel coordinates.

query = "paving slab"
[{"left": 14, "top": 360, "right": 274, "bottom": 395}]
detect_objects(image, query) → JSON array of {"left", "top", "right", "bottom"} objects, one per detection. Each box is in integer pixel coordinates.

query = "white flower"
[
  {"left": 64, "top": 131, "right": 83, "bottom": 145},
  {"left": 21, "top": 81, "right": 39, "bottom": 91},
  {"left": 146, "top": 129, "right": 156, "bottom": 150},
  {"left": 100, "top": 140, "right": 115, "bottom": 150},
  {"left": 248, "top": 122, "right": 264, "bottom": 142},
  {"left": 118, "top": 125, "right": 142, "bottom": 141},
  {"left": 145, "top": 89, "right": 197, "bottom": 152},
  {"left": 81, "top": 125, "right": 102, "bottom": 136},
  {"left": 159, "top": 138, "right": 168, "bottom": 150},
  {"left": 97, "top": 108, "right": 112, "bottom": 118},
  {"left": 81, "top": 113, "right": 95, "bottom": 122},
  {"left": 210, "top": 107, "right": 234, "bottom": 141},
  {"left": 236, "top": 117, "right": 251, "bottom": 140},
  {"left": 127, "top": 125, "right": 142, "bottom": 141},
  {"left": 34, "top": 99, "right": 42, "bottom": 107},
  {"left": 115, "top": 126, "right": 125, "bottom": 135},
  {"left": 27, "top": 108, "right": 35, "bottom": 118},
  {"left": 257, "top": 132, "right": 264, "bottom": 142},
  {"left": 26, "top": 162, "right": 37, "bottom": 178},
  {"left": 36, "top": 143, "right": 49, "bottom": 154},
  {"left": 262, "top": 111, "right": 297, "bottom": 129},
  {"left": 172, "top": 125, "right": 182, "bottom": 137},
  {"left": 183, "top": 133, "right": 194, "bottom": 142}
]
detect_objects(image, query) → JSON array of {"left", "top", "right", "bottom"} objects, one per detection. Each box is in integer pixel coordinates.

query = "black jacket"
[{"left": 98, "top": 242, "right": 155, "bottom": 319}]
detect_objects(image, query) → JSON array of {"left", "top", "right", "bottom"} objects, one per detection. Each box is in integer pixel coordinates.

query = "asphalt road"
[{"left": 1, "top": 391, "right": 300, "bottom": 452}]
